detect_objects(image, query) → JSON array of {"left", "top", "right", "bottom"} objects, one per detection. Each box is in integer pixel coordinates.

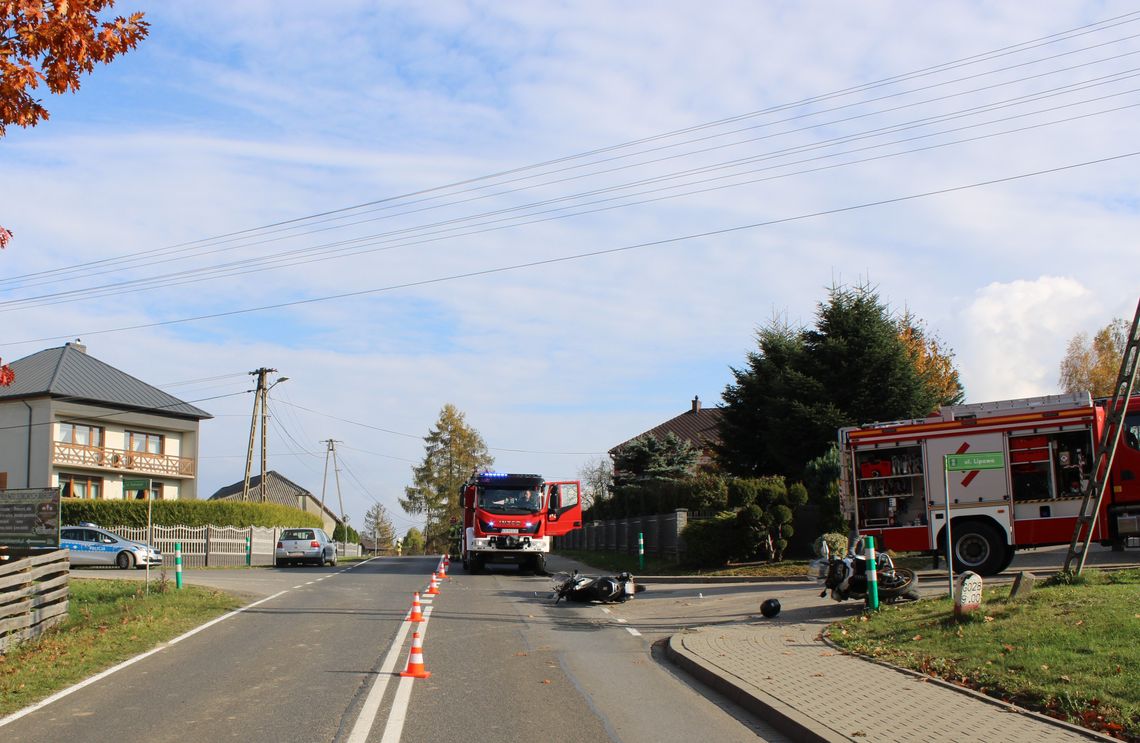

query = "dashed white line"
[{"left": 626, "top": 627, "right": 642, "bottom": 637}]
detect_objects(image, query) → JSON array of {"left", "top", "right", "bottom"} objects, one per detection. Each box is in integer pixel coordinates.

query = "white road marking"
[
  {"left": 614, "top": 618, "right": 628, "bottom": 623},
  {"left": 626, "top": 627, "right": 642, "bottom": 637},
  {"left": 0, "top": 590, "right": 289, "bottom": 729},
  {"left": 378, "top": 607, "right": 432, "bottom": 743},
  {"left": 600, "top": 607, "right": 612, "bottom": 614}
]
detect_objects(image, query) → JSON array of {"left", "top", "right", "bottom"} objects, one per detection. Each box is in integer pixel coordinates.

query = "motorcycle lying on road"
[
  {"left": 811, "top": 541, "right": 921, "bottom": 604},
  {"left": 552, "top": 570, "right": 647, "bottom": 604}
]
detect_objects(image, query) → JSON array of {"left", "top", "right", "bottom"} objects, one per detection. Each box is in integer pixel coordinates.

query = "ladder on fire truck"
[{"left": 1062, "top": 298, "right": 1140, "bottom": 575}]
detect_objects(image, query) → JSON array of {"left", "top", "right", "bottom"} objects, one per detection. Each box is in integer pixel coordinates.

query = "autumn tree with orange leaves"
[
  {"left": 0, "top": 0, "right": 148, "bottom": 135},
  {"left": 0, "top": 1, "right": 147, "bottom": 385}
]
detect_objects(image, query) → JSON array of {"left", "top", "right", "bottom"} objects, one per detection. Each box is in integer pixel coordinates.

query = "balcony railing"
[{"left": 52, "top": 442, "right": 195, "bottom": 478}]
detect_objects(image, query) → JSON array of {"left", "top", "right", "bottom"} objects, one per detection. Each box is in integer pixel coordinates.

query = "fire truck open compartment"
[
  {"left": 852, "top": 444, "right": 926, "bottom": 531},
  {"left": 1009, "top": 430, "right": 1093, "bottom": 503}
]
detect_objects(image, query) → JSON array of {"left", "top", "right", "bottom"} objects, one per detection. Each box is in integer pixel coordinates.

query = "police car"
[{"left": 60, "top": 524, "right": 163, "bottom": 569}]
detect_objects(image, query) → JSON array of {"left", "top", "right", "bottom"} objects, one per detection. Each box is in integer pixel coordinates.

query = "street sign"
[
  {"left": 123, "top": 478, "right": 152, "bottom": 492},
  {"left": 945, "top": 452, "right": 1004, "bottom": 471},
  {"left": 0, "top": 488, "right": 61, "bottom": 548}
]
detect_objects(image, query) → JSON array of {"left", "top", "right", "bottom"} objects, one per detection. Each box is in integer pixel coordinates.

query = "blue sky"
[{"left": 2, "top": 1, "right": 1139, "bottom": 534}]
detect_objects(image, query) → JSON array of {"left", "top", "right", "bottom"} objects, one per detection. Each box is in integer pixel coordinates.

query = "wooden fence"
[
  {"left": 0, "top": 550, "right": 70, "bottom": 653},
  {"left": 109, "top": 526, "right": 362, "bottom": 568}
]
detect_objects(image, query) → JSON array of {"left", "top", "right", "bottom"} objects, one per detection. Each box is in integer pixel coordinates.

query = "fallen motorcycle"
[
  {"left": 811, "top": 541, "right": 920, "bottom": 603},
  {"left": 552, "top": 570, "right": 646, "bottom": 604}
]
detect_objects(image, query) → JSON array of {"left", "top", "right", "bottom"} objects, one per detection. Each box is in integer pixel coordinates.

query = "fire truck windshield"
[{"left": 478, "top": 487, "right": 543, "bottom": 515}]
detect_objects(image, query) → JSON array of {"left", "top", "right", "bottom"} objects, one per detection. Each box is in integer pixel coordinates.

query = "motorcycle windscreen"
[{"left": 545, "top": 480, "right": 583, "bottom": 536}]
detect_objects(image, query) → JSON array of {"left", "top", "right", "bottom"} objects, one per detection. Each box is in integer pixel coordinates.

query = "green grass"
[
  {"left": 0, "top": 578, "right": 242, "bottom": 716},
  {"left": 555, "top": 549, "right": 812, "bottom": 577},
  {"left": 828, "top": 569, "right": 1140, "bottom": 740}
]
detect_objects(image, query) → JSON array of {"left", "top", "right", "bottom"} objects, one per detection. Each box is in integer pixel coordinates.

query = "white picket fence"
[{"left": 107, "top": 525, "right": 361, "bottom": 568}]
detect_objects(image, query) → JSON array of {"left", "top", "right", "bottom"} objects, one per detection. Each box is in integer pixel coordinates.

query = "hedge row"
[{"left": 61, "top": 498, "right": 323, "bottom": 529}]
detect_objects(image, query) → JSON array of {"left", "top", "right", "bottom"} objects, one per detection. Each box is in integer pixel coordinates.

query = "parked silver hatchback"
[{"left": 275, "top": 527, "right": 337, "bottom": 567}]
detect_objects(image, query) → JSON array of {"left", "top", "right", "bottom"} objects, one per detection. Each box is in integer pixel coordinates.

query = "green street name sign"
[
  {"left": 122, "top": 478, "right": 152, "bottom": 491},
  {"left": 945, "top": 452, "right": 1004, "bottom": 471}
]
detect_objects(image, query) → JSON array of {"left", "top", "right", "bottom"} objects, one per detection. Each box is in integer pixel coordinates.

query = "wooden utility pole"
[
  {"left": 320, "top": 439, "right": 346, "bottom": 534},
  {"left": 241, "top": 368, "right": 287, "bottom": 501}
]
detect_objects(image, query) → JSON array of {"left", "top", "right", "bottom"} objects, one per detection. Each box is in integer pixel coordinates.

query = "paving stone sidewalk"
[{"left": 666, "top": 618, "right": 1112, "bottom": 743}]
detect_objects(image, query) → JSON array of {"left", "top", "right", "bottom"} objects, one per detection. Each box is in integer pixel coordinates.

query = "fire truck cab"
[{"left": 460, "top": 472, "right": 583, "bottom": 574}]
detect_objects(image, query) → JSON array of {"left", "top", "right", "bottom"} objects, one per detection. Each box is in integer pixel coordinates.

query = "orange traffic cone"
[
  {"left": 426, "top": 573, "right": 440, "bottom": 595},
  {"left": 438, "top": 561, "right": 447, "bottom": 578},
  {"left": 400, "top": 631, "right": 431, "bottom": 678},
  {"left": 406, "top": 592, "right": 425, "bottom": 623}
]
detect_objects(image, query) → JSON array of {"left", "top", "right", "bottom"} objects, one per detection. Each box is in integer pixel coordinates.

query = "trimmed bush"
[
  {"left": 61, "top": 498, "right": 322, "bottom": 529},
  {"left": 681, "top": 512, "right": 737, "bottom": 568}
]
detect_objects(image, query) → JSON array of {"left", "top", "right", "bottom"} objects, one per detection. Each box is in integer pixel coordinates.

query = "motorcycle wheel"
[{"left": 878, "top": 567, "right": 919, "bottom": 601}]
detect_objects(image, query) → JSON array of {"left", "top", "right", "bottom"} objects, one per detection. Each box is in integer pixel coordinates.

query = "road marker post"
[
  {"left": 638, "top": 532, "right": 645, "bottom": 571},
  {"left": 175, "top": 543, "right": 183, "bottom": 590},
  {"left": 865, "top": 535, "right": 879, "bottom": 611}
]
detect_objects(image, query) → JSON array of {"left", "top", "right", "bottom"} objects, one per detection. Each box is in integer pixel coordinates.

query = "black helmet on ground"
[{"left": 760, "top": 598, "right": 781, "bottom": 618}]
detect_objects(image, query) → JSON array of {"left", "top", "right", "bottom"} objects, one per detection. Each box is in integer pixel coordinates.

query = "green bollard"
[
  {"left": 245, "top": 536, "right": 251, "bottom": 567},
  {"left": 175, "top": 542, "right": 183, "bottom": 590},
  {"left": 638, "top": 532, "right": 645, "bottom": 571},
  {"left": 865, "top": 535, "right": 879, "bottom": 611}
]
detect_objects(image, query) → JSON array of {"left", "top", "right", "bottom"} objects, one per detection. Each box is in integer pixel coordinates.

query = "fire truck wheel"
[{"left": 951, "top": 521, "right": 1005, "bottom": 576}]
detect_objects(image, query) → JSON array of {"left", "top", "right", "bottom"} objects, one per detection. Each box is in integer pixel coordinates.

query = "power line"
[
  {"left": 4, "top": 79, "right": 1136, "bottom": 313},
  {"left": 2, "top": 12, "right": 1137, "bottom": 291},
  {"left": 5, "top": 150, "right": 1136, "bottom": 348}
]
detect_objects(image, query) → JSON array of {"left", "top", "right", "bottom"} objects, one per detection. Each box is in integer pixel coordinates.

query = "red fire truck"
[
  {"left": 459, "top": 471, "right": 583, "bottom": 574},
  {"left": 839, "top": 392, "right": 1140, "bottom": 575}
]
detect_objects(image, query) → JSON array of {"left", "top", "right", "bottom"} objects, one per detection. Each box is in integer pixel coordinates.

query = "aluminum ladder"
[{"left": 1062, "top": 297, "right": 1140, "bottom": 575}]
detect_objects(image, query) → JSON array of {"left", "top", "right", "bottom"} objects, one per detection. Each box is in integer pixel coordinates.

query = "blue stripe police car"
[{"left": 60, "top": 524, "right": 163, "bottom": 569}]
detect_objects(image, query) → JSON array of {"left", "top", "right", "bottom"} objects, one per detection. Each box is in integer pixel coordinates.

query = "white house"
[{"left": 0, "top": 342, "right": 211, "bottom": 500}]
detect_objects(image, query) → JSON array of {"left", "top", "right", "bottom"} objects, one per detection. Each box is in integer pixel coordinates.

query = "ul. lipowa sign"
[{"left": 0, "top": 488, "right": 61, "bottom": 548}]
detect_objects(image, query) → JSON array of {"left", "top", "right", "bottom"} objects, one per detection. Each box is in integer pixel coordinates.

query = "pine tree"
[
  {"left": 399, "top": 404, "right": 493, "bottom": 552},
  {"left": 717, "top": 283, "right": 957, "bottom": 480}
]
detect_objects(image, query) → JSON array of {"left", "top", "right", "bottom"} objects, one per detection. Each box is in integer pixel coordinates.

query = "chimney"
[
  {"left": 67, "top": 339, "right": 87, "bottom": 354},
  {"left": 692, "top": 395, "right": 700, "bottom": 414}
]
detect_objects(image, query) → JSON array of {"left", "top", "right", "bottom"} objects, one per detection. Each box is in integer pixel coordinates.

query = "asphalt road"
[{"left": 5, "top": 557, "right": 787, "bottom": 743}]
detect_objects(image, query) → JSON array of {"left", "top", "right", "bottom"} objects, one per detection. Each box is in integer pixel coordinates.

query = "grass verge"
[
  {"left": 828, "top": 568, "right": 1140, "bottom": 740},
  {"left": 0, "top": 577, "right": 242, "bottom": 717}
]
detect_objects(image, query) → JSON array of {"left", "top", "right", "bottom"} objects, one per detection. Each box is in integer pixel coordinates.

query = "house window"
[
  {"left": 126, "top": 431, "right": 164, "bottom": 455},
  {"left": 59, "top": 473, "right": 103, "bottom": 499},
  {"left": 57, "top": 422, "right": 103, "bottom": 447},
  {"left": 129, "top": 482, "right": 165, "bottom": 500}
]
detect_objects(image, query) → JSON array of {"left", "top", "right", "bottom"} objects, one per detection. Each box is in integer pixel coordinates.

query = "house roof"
[
  {"left": 209, "top": 470, "right": 341, "bottom": 523},
  {"left": 0, "top": 343, "right": 211, "bottom": 420},
  {"left": 610, "top": 396, "right": 724, "bottom": 454}
]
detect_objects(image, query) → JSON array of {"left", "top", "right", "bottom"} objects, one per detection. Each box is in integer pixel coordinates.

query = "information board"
[{"left": 0, "top": 488, "right": 61, "bottom": 548}]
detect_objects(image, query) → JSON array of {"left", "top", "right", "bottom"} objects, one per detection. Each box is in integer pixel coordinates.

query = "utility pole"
[
  {"left": 241, "top": 368, "right": 288, "bottom": 501},
  {"left": 320, "top": 439, "right": 346, "bottom": 536}
]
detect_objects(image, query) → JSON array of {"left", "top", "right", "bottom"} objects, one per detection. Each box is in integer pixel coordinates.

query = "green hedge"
[{"left": 61, "top": 498, "right": 323, "bottom": 529}]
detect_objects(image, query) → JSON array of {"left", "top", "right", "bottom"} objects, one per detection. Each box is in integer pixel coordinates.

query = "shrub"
[
  {"left": 812, "top": 532, "right": 850, "bottom": 557},
  {"left": 681, "top": 512, "right": 737, "bottom": 568},
  {"left": 62, "top": 498, "right": 322, "bottom": 529}
]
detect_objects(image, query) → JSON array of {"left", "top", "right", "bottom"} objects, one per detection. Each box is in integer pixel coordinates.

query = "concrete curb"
[{"left": 664, "top": 632, "right": 845, "bottom": 743}]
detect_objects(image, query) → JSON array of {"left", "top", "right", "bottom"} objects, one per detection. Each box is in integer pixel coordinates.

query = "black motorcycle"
[
  {"left": 552, "top": 570, "right": 646, "bottom": 603},
  {"left": 811, "top": 541, "right": 920, "bottom": 603}
]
